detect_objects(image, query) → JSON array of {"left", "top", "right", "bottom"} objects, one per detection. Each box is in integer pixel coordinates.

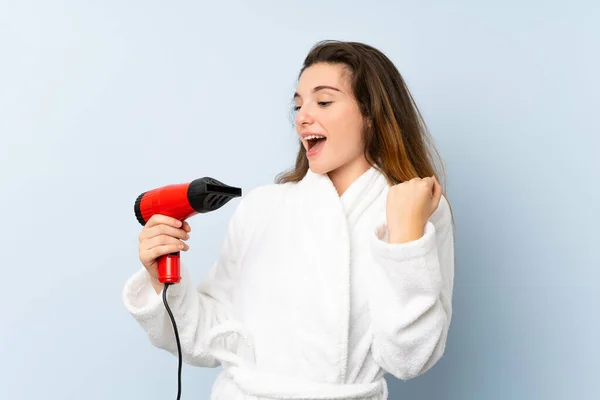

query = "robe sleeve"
[
  {"left": 368, "top": 194, "right": 454, "bottom": 380},
  {"left": 121, "top": 195, "right": 248, "bottom": 368}
]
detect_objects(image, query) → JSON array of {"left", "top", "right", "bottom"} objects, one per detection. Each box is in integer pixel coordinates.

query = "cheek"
[{"left": 328, "top": 109, "right": 365, "bottom": 149}]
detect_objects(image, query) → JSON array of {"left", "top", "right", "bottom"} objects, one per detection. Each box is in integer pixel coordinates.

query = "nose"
[{"left": 295, "top": 105, "right": 314, "bottom": 127}]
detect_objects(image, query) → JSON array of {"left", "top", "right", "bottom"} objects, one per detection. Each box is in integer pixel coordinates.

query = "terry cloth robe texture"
[{"left": 123, "top": 166, "right": 455, "bottom": 399}]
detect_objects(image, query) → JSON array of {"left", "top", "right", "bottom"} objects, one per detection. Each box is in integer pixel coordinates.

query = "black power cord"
[{"left": 162, "top": 283, "right": 182, "bottom": 400}]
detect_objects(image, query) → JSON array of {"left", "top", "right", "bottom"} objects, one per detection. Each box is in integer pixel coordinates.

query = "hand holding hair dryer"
[{"left": 134, "top": 177, "right": 242, "bottom": 284}]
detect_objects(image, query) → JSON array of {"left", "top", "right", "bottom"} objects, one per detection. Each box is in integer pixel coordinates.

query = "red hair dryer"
[{"left": 134, "top": 177, "right": 242, "bottom": 284}]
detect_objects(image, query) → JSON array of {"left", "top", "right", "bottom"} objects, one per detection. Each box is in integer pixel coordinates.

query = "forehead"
[{"left": 296, "top": 63, "right": 350, "bottom": 94}]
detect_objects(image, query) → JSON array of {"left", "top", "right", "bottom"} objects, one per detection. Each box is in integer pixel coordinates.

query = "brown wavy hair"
[{"left": 276, "top": 40, "right": 453, "bottom": 222}]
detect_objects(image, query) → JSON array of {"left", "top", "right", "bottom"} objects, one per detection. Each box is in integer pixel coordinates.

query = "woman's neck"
[{"left": 327, "top": 158, "right": 372, "bottom": 197}]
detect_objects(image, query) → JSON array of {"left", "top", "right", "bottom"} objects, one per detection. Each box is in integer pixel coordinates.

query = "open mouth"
[{"left": 305, "top": 136, "right": 327, "bottom": 151}]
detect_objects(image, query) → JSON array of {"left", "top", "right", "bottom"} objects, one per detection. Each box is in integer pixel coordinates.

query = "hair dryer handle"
[{"left": 157, "top": 252, "right": 181, "bottom": 284}]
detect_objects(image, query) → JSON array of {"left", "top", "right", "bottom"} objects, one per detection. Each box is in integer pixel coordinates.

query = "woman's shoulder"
[
  {"left": 234, "top": 181, "right": 296, "bottom": 217},
  {"left": 243, "top": 181, "right": 294, "bottom": 202},
  {"left": 227, "top": 181, "right": 297, "bottom": 242}
]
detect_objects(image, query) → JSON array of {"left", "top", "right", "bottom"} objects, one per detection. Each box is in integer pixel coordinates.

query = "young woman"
[{"left": 123, "top": 40, "right": 455, "bottom": 400}]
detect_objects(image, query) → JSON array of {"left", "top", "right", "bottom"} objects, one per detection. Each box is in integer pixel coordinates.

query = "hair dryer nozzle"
[{"left": 188, "top": 177, "right": 242, "bottom": 213}]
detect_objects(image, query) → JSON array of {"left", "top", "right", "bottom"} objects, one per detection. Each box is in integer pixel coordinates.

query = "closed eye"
[{"left": 293, "top": 102, "right": 333, "bottom": 111}]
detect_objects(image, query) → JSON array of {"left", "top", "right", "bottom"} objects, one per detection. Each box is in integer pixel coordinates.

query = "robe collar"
[{"left": 300, "top": 165, "right": 390, "bottom": 224}]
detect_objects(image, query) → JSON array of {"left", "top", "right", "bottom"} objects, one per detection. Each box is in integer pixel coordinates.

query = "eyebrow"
[{"left": 293, "top": 85, "right": 341, "bottom": 100}]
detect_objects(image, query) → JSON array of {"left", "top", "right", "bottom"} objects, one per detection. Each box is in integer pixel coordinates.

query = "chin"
[
  {"left": 308, "top": 161, "right": 337, "bottom": 176},
  {"left": 308, "top": 164, "right": 326, "bottom": 175}
]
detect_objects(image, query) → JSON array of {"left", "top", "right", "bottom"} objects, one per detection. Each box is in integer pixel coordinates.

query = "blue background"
[{"left": 0, "top": 1, "right": 598, "bottom": 398}]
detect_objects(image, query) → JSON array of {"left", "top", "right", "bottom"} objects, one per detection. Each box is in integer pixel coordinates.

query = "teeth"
[{"left": 305, "top": 135, "right": 325, "bottom": 140}]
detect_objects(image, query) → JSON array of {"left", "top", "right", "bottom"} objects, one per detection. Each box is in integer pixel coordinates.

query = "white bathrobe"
[{"left": 122, "top": 166, "right": 455, "bottom": 399}]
